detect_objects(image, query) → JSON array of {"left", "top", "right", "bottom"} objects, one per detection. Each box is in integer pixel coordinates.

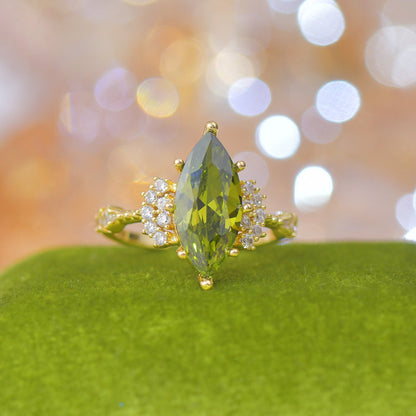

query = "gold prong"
[
  {"left": 262, "top": 194, "right": 267, "bottom": 199},
  {"left": 203, "top": 121, "right": 218, "bottom": 136},
  {"left": 243, "top": 203, "right": 253, "bottom": 212},
  {"left": 153, "top": 176, "right": 158, "bottom": 181},
  {"left": 261, "top": 232, "right": 267, "bottom": 238},
  {"left": 229, "top": 248, "right": 239, "bottom": 257},
  {"left": 174, "top": 159, "right": 184, "bottom": 172},
  {"left": 141, "top": 191, "right": 145, "bottom": 196},
  {"left": 165, "top": 202, "right": 174, "bottom": 211},
  {"left": 198, "top": 274, "right": 214, "bottom": 290},
  {"left": 149, "top": 185, "right": 154, "bottom": 189},
  {"left": 235, "top": 160, "right": 246, "bottom": 172},
  {"left": 254, "top": 187, "right": 260, "bottom": 192},
  {"left": 177, "top": 246, "right": 187, "bottom": 259},
  {"left": 250, "top": 179, "right": 256, "bottom": 184}
]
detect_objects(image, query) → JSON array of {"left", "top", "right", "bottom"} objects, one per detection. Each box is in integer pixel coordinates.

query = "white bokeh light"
[
  {"left": 413, "top": 189, "right": 416, "bottom": 210},
  {"left": 256, "top": 115, "right": 301, "bottom": 159},
  {"left": 268, "top": 0, "right": 303, "bottom": 14},
  {"left": 59, "top": 92, "right": 102, "bottom": 143},
  {"left": 301, "top": 106, "right": 342, "bottom": 144},
  {"left": 228, "top": 78, "right": 271, "bottom": 116},
  {"left": 297, "top": 0, "right": 345, "bottom": 46},
  {"left": 316, "top": 80, "right": 361, "bottom": 123},
  {"left": 294, "top": 166, "right": 334, "bottom": 212},
  {"left": 395, "top": 194, "right": 416, "bottom": 231},
  {"left": 404, "top": 228, "right": 416, "bottom": 242},
  {"left": 94, "top": 67, "right": 137, "bottom": 112},
  {"left": 365, "top": 26, "right": 416, "bottom": 88}
]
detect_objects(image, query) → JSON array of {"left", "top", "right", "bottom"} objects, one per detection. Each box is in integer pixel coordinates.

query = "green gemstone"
[{"left": 174, "top": 132, "right": 242, "bottom": 276}]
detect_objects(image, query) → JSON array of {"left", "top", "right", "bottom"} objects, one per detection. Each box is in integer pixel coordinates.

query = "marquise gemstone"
[{"left": 174, "top": 132, "right": 242, "bottom": 276}]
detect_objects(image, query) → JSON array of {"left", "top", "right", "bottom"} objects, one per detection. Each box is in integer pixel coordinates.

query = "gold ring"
[{"left": 95, "top": 121, "right": 297, "bottom": 290}]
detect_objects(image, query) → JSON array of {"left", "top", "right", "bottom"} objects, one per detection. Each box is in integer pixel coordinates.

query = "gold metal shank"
[{"left": 96, "top": 206, "right": 297, "bottom": 248}]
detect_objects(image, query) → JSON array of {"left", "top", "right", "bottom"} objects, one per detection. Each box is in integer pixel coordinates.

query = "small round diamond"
[
  {"left": 154, "top": 178, "right": 169, "bottom": 193},
  {"left": 252, "top": 224, "right": 262, "bottom": 237},
  {"left": 141, "top": 205, "right": 154, "bottom": 220},
  {"left": 241, "top": 214, "right": 251, "bottom": 228},
  {"left": 144, "top": 221, "right": 158, "bottom": 235},
  {"left": 241, "top": 234, "right": 254, "bottom": 249},
  {"left": 242, "top": 182, "right": 255, "bottom": 195},
  {"left": 156, "top": 211, "right": 171, "bottom": 227},
  {"left": 253, "top": 194, "right": 263, "bottom": 207},
  {"left": 157, "top": 196, "right": 170, "bottom": 211},
  {"left": 256, "top": 208, "right": 266, "bottom": 224},
  {"left": 243, "top": 198, "right": 253, "bottom": 207},
  {"left": 153, "top": 231, "right": 167, "bottom": 246},
  {"left": 145, "top": 190, "right": 158, "bottom": 205}
]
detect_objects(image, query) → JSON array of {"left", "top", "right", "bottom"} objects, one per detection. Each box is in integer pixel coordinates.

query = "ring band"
[{"left": 96, "top": 121, "right": 297, "bottom": 290}]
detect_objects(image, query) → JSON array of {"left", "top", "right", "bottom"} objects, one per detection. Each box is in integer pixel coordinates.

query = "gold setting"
[{"left": 96, "top": 121, "right": 297, "bottom": 290}]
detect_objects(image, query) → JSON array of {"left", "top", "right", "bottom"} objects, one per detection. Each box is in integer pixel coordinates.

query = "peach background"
[{"left": 1, "top": 0, "right": 415, "bottom": 270}]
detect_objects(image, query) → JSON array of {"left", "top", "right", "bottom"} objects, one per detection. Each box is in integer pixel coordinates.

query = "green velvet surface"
[{"left": 1, "top": 243, "right": 416, "bottom": 415}]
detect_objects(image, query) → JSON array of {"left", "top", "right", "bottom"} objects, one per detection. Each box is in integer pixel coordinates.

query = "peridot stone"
[{"left": 174, "top": 132, "right": 242, "bottom": 276}]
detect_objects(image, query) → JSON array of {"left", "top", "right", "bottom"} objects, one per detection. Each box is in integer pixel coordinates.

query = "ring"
[{"left": 95, "top": 121, "right": 297, "bottom": 290}]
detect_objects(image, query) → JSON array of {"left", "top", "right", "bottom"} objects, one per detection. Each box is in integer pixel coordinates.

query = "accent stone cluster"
[
  {"left": 237, "top": 180, "right": 267, "bottom": 250},
  {"left": 140, "top": 178, "right": 178, "bottom": 247}
]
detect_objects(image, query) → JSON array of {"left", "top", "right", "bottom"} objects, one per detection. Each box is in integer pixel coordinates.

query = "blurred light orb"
[
  {"left": 233, "top": 151, "right": 270, "bottom": 188},
  {"left": 256, "top": 115, "right": 300, "bottom": 159},
  {"left": 160, "top": 38, "right": 204, "bottom": 86},
  {"left": 294, "top": 166, "right": 334, "bottom": 212},
  {"left": 316, "top": 80, "right": 361, "bottom": 123},
  {"left": 59, "top": 92, "right": 101, "bottom": 143},
  {"left": 215, "top": 51, "right": 255, "bottom": 86},
  {"left": 94, "top": 67, "right": 137, "bottom": 112},
  {"left": 365, "top": 26, "right": 416, "bottom": 88},
  {"left": 301, "top": 106, "right": 342, "bottom": 144},
  {"left": 404, "top": 227, "right": 416, "bottom": 242},
  {"left": 268, "top": 0, "right": 303, "bottom": 14},
  {"left": 136, "top": 77, "right": 179, "bottom": 118},
  {"left": 297, "top": 0, "right": 345, "bottom": 46},
  {"left": 395, "top": 194, "right": 416, "bottom": 231},
  {"left": 413, "top": 189, "right": 416, "bottom": 210},
  {"left": 228, "top": 78, "right": 271, "bottom": 116}
]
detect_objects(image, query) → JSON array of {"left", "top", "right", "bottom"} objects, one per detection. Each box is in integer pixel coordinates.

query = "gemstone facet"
[{"left": 174, "top": 132, "right": 242, "bottom": 276}]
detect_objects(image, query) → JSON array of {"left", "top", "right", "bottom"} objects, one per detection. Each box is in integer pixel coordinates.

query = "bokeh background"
[{"left": 1, "top": 0, "right": 416, "bottom": 270}]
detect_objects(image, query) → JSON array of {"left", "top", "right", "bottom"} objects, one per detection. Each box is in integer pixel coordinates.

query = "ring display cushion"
[{"left": 0, "top": 242, "right": 415, "bottom": 415}]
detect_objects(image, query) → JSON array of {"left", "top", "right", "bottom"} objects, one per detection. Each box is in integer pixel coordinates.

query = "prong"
[
  {"left": 235, "top": 160, "right": 246, "bottom": 172},
  {"left": 174, "top": 159, "right": 184, "bottom": 172},
  {"left": 243, "top": 203, "right": 253, "bottom": 213},
  {"left": 261, "top": 232, "right": 267, "bottom": 238},
  {"left": 250, "top": 179, "right": 256, "bottom": 184},
  {"left": 153, "top": 176, "right": 158, "bottom": 181},
  {"left": 203, "top": 121, "right": 218, "bottom": 136},
  {"left": 177, "top": 246, "right": 187, "bottom": 259},
  {"left": 254, "top": 187, "right": 260, "bottom": 192},
  {"left": 165, "top": 202, "right": 174, "bottom": 211},
  {"left": 262, "top": 194, "right": 267, "bottom": 199},
  {"left": 228, "top": 248, "right": 239, "bottom": 257},
  {"left": 198, "top": 274, "right": 214, "bottom": 290}
]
